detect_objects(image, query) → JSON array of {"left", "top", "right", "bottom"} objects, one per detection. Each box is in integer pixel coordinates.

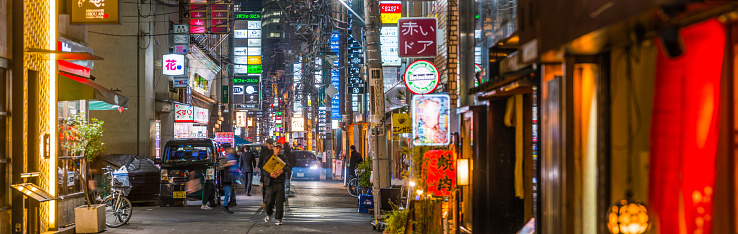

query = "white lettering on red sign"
[{"left": 398, "top": 18, "right": 437, "bottom": 57}]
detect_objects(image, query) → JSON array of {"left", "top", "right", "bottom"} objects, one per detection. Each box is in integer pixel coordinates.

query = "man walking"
[
  {"left": 240, "top": 146, "right": 256, "bottom": 196},
  {"left": 262, "top": 143, "right": 290, "bottom": 225},
  {"left": 348, "top": 145, "right": 363, "bottom": 182},
  {"left": 221, "top": 144, "right": 239, "bottom": 214}
]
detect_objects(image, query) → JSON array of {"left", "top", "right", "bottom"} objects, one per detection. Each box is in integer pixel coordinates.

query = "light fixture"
[
  {"left": 607, "top": 199, "right": 649, "bottom": 234},
  {"left": 408, "top": 181, "right": 416, "bottom": 187},
  {"left": 457, "top": 158, "right": 469, "bottom": 185},
  {"left": 416, "top": 190, "right": 423, "bottom": 195},
  {"left": 607, "top": 106, "right": 649, "bottom": 234}
]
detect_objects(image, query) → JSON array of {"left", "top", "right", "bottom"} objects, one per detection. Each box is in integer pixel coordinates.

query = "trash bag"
[{"left": 113, "top": 166, "right": 132, "bottom": 196}]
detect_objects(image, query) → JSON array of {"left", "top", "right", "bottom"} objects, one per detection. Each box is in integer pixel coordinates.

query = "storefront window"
[{"left": 57, "top": 100, "right": 87, "bottom": 196}]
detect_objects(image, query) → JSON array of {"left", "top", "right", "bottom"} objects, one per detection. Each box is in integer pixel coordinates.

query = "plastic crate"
[
  {"left": 358, "top": 194, "right": 373, "bottom": 213},
  {"left": 359, "top": 194, "right": 374, "bottom": 206}
]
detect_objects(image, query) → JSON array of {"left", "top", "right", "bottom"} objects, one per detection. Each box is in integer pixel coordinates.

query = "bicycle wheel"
[
  {"left": 347, "top": 178, "right": 360, "bottom": 197},
  {"left": 103, "top": 195, "right": 132, "bottom": 228}
]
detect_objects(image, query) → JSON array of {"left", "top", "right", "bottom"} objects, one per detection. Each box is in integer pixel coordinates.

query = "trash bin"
[{"left": 379, "top": 187, "right": 401, "bottom": 211}]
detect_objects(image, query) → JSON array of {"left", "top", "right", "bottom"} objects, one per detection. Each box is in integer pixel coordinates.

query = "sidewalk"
[{"left": 102, "top": 177, "right": 375, "bottom": 233}]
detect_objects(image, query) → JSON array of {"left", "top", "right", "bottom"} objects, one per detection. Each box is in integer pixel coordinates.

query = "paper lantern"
[{"left": 607, "top": 200, "right": 649, "bottom": 234}]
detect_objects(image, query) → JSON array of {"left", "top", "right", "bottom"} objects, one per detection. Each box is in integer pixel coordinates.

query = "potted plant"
[{"left": 62, "top": 113, "right": 106, "bottom": 233}]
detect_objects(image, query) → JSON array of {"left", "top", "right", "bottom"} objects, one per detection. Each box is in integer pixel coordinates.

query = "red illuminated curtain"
[{"left": 650, "top": 19, "right": 724, "bottom": 234}]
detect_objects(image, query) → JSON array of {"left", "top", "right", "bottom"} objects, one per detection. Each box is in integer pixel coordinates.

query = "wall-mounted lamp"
[{"left": 457, "top": 158, "right": 469, "bottom": 186}]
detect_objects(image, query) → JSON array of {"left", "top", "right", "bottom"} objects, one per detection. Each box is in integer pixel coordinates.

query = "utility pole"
[{"left": 364, "top": 0, "right": 389, "bottom": 220}]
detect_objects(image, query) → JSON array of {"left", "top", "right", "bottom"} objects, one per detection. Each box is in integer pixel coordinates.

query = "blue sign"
[
  {"left": 332, "top": 95, "right": 342, "bottom": 119},
  {"left": 330, "top": 31, "right": 340, "bottom": 53},
  {"left": 331, "top": 61, "right": 341, "bottom": 119}
]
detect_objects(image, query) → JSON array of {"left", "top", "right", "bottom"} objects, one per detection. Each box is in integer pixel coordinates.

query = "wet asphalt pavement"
[{"left": 101, "top": 173, "right": 376, "bottom": 234}]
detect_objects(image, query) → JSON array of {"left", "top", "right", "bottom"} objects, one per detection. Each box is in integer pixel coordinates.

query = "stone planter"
[{"left": 74, "top": 204, "right": 106, "bottom": 233}]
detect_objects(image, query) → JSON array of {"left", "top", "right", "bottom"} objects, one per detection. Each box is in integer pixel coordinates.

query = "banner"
[{"left": 423, "top": 150, "right": 456, "bottom": 197}]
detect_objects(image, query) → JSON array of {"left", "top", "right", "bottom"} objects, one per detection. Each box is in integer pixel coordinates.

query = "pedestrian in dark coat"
[
  {"left": 348, "top": 145, "right": 363, "bottom": 181},
  {"left": 240, "top": 146, "right": 256, "bottom": 196},
  {"left": 261, "top": 143, "right": 291, "bottom": 225}
]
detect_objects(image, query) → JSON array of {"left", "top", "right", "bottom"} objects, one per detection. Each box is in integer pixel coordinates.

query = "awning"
[
  {"left": 235, "top": 136, "right": 251, "bottom": 145},
  {"left": 26, "top": 48, "right": 103, "bottom": 60},
  {"left": 59, "top": 73, "right": 129, "bottom": 109}
]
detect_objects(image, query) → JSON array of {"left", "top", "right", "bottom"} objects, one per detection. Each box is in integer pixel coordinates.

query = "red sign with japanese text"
[
  {"left": 398, "top": 18, "right": 437, "bottom": 57},
  {"left": 422, "top": 150, "right": 456, "bottom": 197}
]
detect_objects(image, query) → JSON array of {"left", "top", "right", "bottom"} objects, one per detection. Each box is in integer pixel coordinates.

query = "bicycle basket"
[{"left": 112, "top": 166, "right": 133, "bottom": 196}]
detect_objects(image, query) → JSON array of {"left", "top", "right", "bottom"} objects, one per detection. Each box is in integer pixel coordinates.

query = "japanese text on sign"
[
  {"left": 398, "top": 18, "right": 437, "bottom": 57},
  {"left": 423, "top": 150, "right": 456, "bottom": 197}
]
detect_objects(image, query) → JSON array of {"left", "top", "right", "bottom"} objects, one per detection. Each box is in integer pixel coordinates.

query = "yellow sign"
[
  {"left": 70, "top": 0, "right": 121, "bottom": 24},
  {"left": 381, "top": 13, "right": 401, "bottom": 24},
  {"left": 392, "top": 113, "right": 411, "bottom": 134},
  {"left": 173, "top": 191, "right": 187, "bottom": 199},
  {"left": 248, "top": 56, "right": 261, "bottom": 64}
]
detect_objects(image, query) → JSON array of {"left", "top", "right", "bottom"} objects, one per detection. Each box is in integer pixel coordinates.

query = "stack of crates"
[{"left": 358, "top": 194, "right": 374, "bottom": 213}]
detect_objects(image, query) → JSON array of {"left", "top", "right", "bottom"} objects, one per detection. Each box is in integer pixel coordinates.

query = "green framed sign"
[{"left": 403, "top": 60, "right": 440, "bottom": 94}]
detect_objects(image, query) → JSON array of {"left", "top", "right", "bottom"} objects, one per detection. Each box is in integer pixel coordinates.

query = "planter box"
[{"left": 74, "top": 204, "right": 106, "bottom": 233}]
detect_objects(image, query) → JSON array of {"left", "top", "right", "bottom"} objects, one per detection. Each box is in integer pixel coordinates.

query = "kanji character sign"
[
  {"left": 398, "top": 18, "right": 437, "bottom": 57},
  {"left": 422, "top": 150, "right": 456, "bottom": 197}
]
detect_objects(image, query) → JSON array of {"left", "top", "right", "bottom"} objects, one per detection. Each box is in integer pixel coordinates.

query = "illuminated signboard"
[
  {"left": 330, "top": 32, "right": 340, "bottom": 52},
  {"left": 423, "top": 150, "right": 457, "bottom": 196},
  {"left": 233, "top": 76, "right": 260, "bottom": 84},
  {"left": 380, "top": 27, "right": 401, "bottom": 66},
  {"left": 233, "top": 76, "right": 261, "bottom": 110},
  {"left": 291, "top": 117, "right": 305, "bottom": 132},
  {"left": 193, "top": 107, "right": 209, "bottom": 124},
  {"left": 248, "top": 56, "right": 262, "bottom": 64},
  {"left": 234, "top": 65, "right": 249, "bottom": 74},
  {"left": 186, "top": 2, "right": 228, "bottom": 34},
  {"left": 404, "top": 60, "right": 440, "bottom": 94},
  {"left": 233, "top": 11, "right": 262, "bottom": 110},
  {"left": 411, "top": 94, "right": 450, "bottom": 146},
  {"left": 247, "top": 39, "right": 261, "bottom": 47},
  {"left": 174, "top": 104, "right": 194, "bottom": 122},
  {"left": 234, "top": 47, "right": 248, "bottom": 56},
  {"left": 236, "top": 112, "right": 247, "bottom": 127},
  {"left": 234, "top": 56, "right": 249, "bottom": 65},
  {"left": 248, "top": 21, "right": 262, "bottom": 29},
  {"left": 162, "top": 54, "right": 186, "bottom": 76},
  {"left": 234, "top": 30, "right": 249, "bottom": 38},
  {"left": 379, "top": 1, "right": 401, "bottom": 24},
  {"left": 247, "top": 65, "right": 262, "bottom": 74},
  {"left": 247, "top": 47, "right": 262, "bottom": 56},
  {"left": 398, "top": 18, "right": 438, "bottom": 57},
  {"left": 70, "top": 0, "right": 121, "bottom": 24},
  {"left": 248, "top": 30, "right": 262, "bottom": 38},
  {"left": 235, "top": 12, "right": 261, "bottom": 19}
]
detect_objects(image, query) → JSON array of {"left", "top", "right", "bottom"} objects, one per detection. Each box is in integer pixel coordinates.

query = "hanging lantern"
[{"left": 607, "top": 199, "right": 649, "bottom": 234}]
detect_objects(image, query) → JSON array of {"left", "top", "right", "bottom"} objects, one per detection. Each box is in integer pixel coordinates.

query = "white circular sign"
[{"left": 404, "top": 60, "right": 440, "bottom": 94}]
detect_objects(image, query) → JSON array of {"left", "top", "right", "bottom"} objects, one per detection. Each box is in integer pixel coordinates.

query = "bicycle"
[
  {"left": 101, "top": 166, "right": 133, "bottom": 228},
  {"left": 347, "top": 169, "right": 370, "bottom": 197}
]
